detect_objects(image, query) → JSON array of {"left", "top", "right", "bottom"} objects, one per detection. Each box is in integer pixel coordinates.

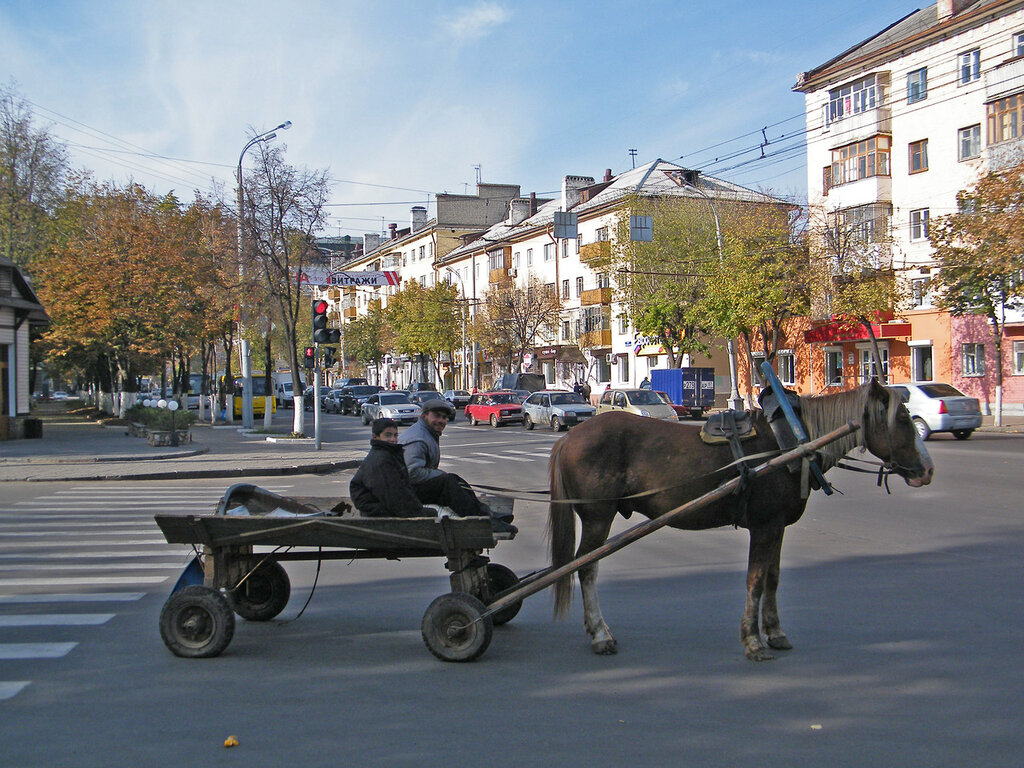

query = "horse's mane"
[{"left": 796, "top": 383, "right": 898, "bottom": 469}]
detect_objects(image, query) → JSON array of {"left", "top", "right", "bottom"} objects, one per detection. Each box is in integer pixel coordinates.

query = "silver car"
[
  {"left": 522, "top": 390, "right": 596, "bottom": 431},
  {"left": 888, "top": 382, "right": 982, "bottom": 440},
  {"left": 360, "top": 392, "right": 421, "bottom": 426}
]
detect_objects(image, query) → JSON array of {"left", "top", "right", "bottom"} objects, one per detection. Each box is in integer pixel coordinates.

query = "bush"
[{"left": 125, "top": 404, "right": 197, "bottom": 431}]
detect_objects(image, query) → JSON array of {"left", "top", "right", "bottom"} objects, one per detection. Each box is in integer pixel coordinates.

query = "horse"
[{"left": 547, "top": 380, "right": 934, "bottom": 661}]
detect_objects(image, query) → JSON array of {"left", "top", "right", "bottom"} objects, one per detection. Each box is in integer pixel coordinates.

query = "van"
[{"left": 496, "top": 373, "right": 547, "bottom": 393}]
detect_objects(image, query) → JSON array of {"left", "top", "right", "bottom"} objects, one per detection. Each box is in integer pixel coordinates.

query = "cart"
[{"left": 156, "top": 423, "right": 857, "bottom": 663}]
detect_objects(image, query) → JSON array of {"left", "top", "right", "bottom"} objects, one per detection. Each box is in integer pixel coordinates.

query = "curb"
[
  {"left": 0, "top": 446, "right": 210, "bottom": 465},
  {"left": 11, "top": 459, "right": 361, "bottom": 483}
]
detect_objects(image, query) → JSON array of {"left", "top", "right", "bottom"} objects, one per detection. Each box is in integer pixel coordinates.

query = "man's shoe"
[{"left": 491, "top": 519, "right": 518, "bottom": 536}]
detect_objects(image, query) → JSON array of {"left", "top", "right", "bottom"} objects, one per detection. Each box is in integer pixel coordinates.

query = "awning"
[
  {"left": 534, "top": 345, "right": 586, "bottom": 363},
  {"left": 804, "top": 320, "right": 912, "bottom": 344},
  {"left": 633, "top": 343, "right": 667, "bottom": 357}
]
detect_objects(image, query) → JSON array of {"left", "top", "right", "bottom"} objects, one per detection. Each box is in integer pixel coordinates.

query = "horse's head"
[{"left": 862, "top": 380, "right": 934, "bottom": 487}]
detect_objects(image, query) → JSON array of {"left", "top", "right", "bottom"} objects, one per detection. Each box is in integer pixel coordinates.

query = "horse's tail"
[{"left": 547, "top": 437, "right": 576, "bottom": 619}]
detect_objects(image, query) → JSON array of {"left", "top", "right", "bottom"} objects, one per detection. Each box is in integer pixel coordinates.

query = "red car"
[
  {"left": 656, "top": 391, "right": 692, "bottom": 420},
  {"left": 465, "top": 391, "right": 523, "bottom": 427}
]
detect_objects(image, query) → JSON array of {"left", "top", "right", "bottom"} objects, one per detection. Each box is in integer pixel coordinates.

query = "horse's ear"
[{"left": 868, "top": 378, "right": 890, "bottom": 403}]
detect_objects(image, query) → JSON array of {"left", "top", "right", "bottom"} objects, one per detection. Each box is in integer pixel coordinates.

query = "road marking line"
[
  {"left": 0, "top": 681, "right": 30, "bottom": 700},
  {"left": 441, "top": 457, "right": 491, "bottom": 464},
  {"left": 0, "top": 563, "right": 188, "bottom": 571},
  {"left": 1, "top": 530, "right": 157, "bottom": 538},
  {"left": 0, "top": 550, "right": 182, "bottom": 560},
  {"left": 0, "top": 521, "right": 162, "bottom": 529},
  {"left": 0, "top": 540, "right": 168, "bottom": 549},
  {"left": 470, "top": 452, "right": 533, "bottom": 462},
  {"left": 0, "top": 643, "right": 77, "bottom": 659},
  {"left": 0, "top": 593, "right": 145, "bottom": 604},
  {"left": 0, "top": 614, "right": 115, "bottom": 627},
  {"left": 0, "top": 576, "right": 168, "bottom": 586}
]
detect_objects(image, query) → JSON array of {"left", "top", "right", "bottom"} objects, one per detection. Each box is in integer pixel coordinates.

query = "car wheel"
[
  {"left": 952, "top": 429, "right": 973, "bottom": 440},
  {"left": 362, "top": 411, "right": 370, "bottom": 425},
  {"left": 490, "top": 414, "right": 499, "bottom": 428},
  {"left": 913, "top": 417, "right": 931, "bottom": 441},
  {"left": 522, "top": 414, "right": 534, "bottom": 430},
  {"left": 551, "top": 416, "right": 563, "bottom": 432},
  {"left": 469, "top": 413, "right": 478, "bottom": 426}
]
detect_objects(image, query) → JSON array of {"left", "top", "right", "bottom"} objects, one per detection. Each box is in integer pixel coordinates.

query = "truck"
[{"left": 649, "top": 367, "right": 716, "bottom": 419}]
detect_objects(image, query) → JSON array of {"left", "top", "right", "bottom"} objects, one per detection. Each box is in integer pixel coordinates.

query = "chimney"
[
  {"left": 363, "top": 233, "right": 381, "bottom": 253},
  {"left": 410, "top": 206, "right": 427, "bottom": 233},
  {"left": 388, "top": 222, "right": 398, "bottom": 240},
  {"left": 937, "top": 0, "right": 953, "bottom": 19},
  {"left": 562, "top": 175, "right": 596, "bottom": 211},
  {"left": 604, "top": 168, "right": 613, "bottom": 182},
  {"left": 529, "top": 192, "right": 537, "bottom": 215},
  {"left": 508, "top": 198, "right": 532, "bottom": 225}
]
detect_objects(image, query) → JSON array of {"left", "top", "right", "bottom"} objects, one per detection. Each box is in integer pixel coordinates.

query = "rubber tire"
[
  {"left": 421, "top": 592, "right": 493, "bottom": 662},
  {"left": 913, "top": 417, "right": 931, "bottom": 441},
  {"left": 952, "top": 429, "right": 973, "bottom": 440},
  {"left": 470, "top": 413, "right": 478, "bottom": 426},
  {"left": 362, "top": 411, "right": 370, "bottom": 425},
  {"left": 227, "top": 561, "right": 290, "bottom": 621},
  {"left": 160, "top": 586, "right": 235, "bottom": 658},
  {"left": 483, "top": 563, "right": 522, "bottom": 626},
  {"left": 551, "top": 416, "right": 563, "bottom": 432},
  {"left": 522, "top": 414, "right": 534, "bottom": 430},
  {"left": 690, "top": 409, "right": 703, "bottom": 420},
  {"left": 490, "top": 414, "right": 499, "bottom": 428}
]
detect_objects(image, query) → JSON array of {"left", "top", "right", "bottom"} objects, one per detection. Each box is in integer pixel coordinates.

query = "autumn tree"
[
  {"left": 388, "top": 280, "right": 462, "bottom": 386},
  {"left": 929, "top": 164, "right": 1024, "bottom": 425},
  {"left": 476, "top": 276, "right": 560, "bottom": 375},
  {"left": 344, "top": 302, "right": 394, "bottom": 382}
]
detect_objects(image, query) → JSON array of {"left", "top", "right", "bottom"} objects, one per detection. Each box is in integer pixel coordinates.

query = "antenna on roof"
[
  {"left": 628, "top": 148, "right": 638, "bottom": 169},
  {"left": 474, "top": 164, "right": 482, "bottom": 184}
]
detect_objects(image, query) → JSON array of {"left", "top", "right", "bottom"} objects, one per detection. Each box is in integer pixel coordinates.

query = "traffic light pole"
[{"left": 313, "top": 344, "right": 322, "bottom": 451}]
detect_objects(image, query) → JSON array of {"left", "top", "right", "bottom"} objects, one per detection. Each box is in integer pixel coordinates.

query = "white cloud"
[{"left": 442, "top": 2, "right": 511, "bottom": 42}]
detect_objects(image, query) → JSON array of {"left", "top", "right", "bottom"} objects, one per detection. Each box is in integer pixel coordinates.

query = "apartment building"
[{"left": 794, "top": 0, "right": 1024, "bottom": 411}]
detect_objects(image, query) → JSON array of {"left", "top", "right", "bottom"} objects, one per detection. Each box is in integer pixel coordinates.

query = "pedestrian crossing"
[{"left": 0, "top": 483, "right": 292, "bottom": 702}]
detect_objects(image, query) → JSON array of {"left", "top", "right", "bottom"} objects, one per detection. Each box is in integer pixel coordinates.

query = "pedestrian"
[
  {"left": 399, "top": 400, "right": 516, "bottom": 533},
  {"left": 349, "top": 418, "right": 431, "bottom": 517},
  {"left": 640, "top": 376, "right": 650, "bottom": 389}
]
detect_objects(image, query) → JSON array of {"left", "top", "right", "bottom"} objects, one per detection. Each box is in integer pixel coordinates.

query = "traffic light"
[
  {"left": 312, "top": 299, "right": 330, "bottom": 343},
  {"left": 303, "top": 346, "right": 316, "bottom": 369},
  {"left": 323, "top": 347, "right": 336, "bottom": 369}
]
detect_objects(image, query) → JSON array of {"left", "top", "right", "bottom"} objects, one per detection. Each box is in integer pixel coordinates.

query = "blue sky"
[{"left": 1, "top": 0, "right": 923, "bottom": 237}]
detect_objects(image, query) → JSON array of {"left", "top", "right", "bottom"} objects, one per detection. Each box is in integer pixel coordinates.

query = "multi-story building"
[{"left": 794, "top": 0, "right": 1024, "bottom": 412}]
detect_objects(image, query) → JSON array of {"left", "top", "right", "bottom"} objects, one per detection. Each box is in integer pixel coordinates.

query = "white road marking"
[
  {"left": 470, "top": 452, "right": 533, "bottom": 462},
  {"left": 0, "top": 593, "right": 145, "bottom": 604},
  {"left": 0, "top": 642, "right": 77, "bottom": 659},
  {"left": 1, "top": 530, "right": 158, "bottom": 538},
  {"left": 0, "top": 521, "right": 161, "bottom": 529},
  {"left": 0, "top": 539, "right": 169, "bottom": 549},
  {"left": 0, "top": 681, "right": 30, "bottom": 700},
  {"left": 0, "top": 614, "right": 115, "bottom": 627},
  {"left": 0, "top": 550, "right": 181, "bottom": 560},
  {"left": 0, "top": 576, "right": 168, "bottom": 586},
  {"left": 440, "top": 457, "right": 491, "bottom": 464},
  {"left": 0, "top": 563, "right": 187, "bottom": 571}
]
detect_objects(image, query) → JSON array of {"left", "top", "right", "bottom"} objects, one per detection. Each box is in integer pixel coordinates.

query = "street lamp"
[
  {"left": 236, "top": 120, "right": 291, "bottom": 429},
  {"left": 685, "top": 173, "right": 744, "bottom": 412},
  {"left": 445, "top": 267, "right": 470, "bottom": 390}
]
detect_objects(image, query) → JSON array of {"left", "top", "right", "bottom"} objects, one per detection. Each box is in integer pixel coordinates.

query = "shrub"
[{"left": 125, "top": 404, "right": 197, "bottom": 431}]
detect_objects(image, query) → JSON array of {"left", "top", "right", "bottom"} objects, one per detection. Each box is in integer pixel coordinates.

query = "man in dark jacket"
[{"left": 349, "top": 418, "right": 430, "bottom": 517}]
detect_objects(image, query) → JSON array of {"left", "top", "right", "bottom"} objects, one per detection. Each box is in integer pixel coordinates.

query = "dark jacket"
[
  {"left": 349, "top": 440, "right": 429, "bottom": 517},
  {"left": 398, "top": 417, "right": 444, "bottom": 484}
]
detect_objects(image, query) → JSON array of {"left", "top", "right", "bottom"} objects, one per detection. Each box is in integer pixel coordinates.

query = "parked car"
[
  {"left": 335, "top": 377, "right": 368, "bottom": 388},
  {"left": 303, "top": 386, "right": 333, "bottom": 411},
  {"left": 443, "top": 389, "right": 471, "bottom": 409},
  {"left": 656, "top": 391, "right": 692, "bottom": 421},
  {"left": 322, "top": 388, "right": 345, "bottom": 414},
  {"left": 505, "top": 389, "right": 532, "bottom": 403},
  {"left": 888, "top": 382, "right": 982, "bottom": 440},
  {"left": 407, "top": 391, "right": 454, "bottom": 420},
  {"left": 597, "top": 388, "right": 679, "bottom": 421},
  {"left": 465, "top": 391, "right": 523, "bottom": 427},
  {"left": 360, "top": 392, "right": 421, "bottom": 425},
  {"left": 522, "top": 390, "right": 596, "bottom": 431},
  {"left": 338, "top": 384, "right": 382, "bottom": 415},
  {"left": 51, "top": 390, "right": 68, "bottom": 400},
  {"left": 275, "top": 380, "right": 303, "bottom": 409}
]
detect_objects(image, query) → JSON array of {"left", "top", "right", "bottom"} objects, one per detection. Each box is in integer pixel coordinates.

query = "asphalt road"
[{"left": 1, "top": 422, "right": 1022, "bottom": 767}]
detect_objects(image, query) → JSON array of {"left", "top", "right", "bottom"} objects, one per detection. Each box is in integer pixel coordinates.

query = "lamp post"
[
  {"left": 446, "top": 267, "right": 471, "bottom": 390},
  {"left": 236, "top": 120, "right": 291, "bottom": 429},
  {"left": 685, "top": 175, "right": 744, "bottom": 412}
]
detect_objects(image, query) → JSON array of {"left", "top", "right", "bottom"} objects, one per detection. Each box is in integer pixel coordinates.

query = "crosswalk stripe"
[
  {"left": 2, "top": 530, "right": 158, "bottom": 538},
  {"left": 0, "top": 681, "right": 30, "bottom": 700},
  {"left": 0, "top": 521, "right": 165, "bottom": 529},
  {"left": 471, "top": 452, "right": 533, "bottom": 462},
  {"left": 0, "top": 614, "right": 115, "bottom": 627},
  {"left": 0, "top": 563, "right": 187, "bottom": 571},
  {"left": 0, "top": 576, "right": 168, "bottom": 586},
  {"left": 0, "top": 593, "right": 145, "bottom": 604},
  {"left": 0, "top": 540, "right": 168, "bottom": 549},
  {"left": 0, "top": 642, "right": 77, "bottom": 659},
  {"left": 442, "top": 456, "right": 491, "bottom": 464},
  {"left": 0, "top": 550, "right": 180, "bottom": 560}
]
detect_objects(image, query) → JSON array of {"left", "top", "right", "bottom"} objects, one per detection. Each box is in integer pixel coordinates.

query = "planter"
[
  {"left": 129, "top": 422, "right": 148, "bottom": 438},
  {"left": 146, "top": 428, "right": 192, "bottom": 447}
]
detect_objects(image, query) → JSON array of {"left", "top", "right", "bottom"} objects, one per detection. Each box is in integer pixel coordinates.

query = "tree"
[
  {"left": 388, "top": 280, "right": 462, "bottom": 386},
  {"left": 344, "top": 302, "right": 394, "bottom": 382},
  {"left": 929, "top": 164, "right": 1024, "bottom": 425},
  {"left": 476, "top": 276, "right": 561, "bottom": 375},
  {"left": 240, "top": 142, "right": 330, "bottom": 433}
]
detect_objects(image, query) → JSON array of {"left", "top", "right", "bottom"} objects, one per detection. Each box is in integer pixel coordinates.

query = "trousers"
[{"left": 411, "top": 473, "right": 486, "bottom": 517}]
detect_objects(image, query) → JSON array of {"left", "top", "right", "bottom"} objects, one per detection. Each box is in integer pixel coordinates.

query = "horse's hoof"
[
  {"left": 745, "top": 646, "right": 775, "bottom": 662},
  {"left": 767, "top": 634, "right": 793, "bottom": 651},
  {"left": 591, "top": 639, "right": 618, "bottom": 655}
]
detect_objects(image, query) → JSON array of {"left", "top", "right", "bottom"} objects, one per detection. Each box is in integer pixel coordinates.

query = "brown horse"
[{"left": 548, "top": 380, "right": 934, "bottom": 661}]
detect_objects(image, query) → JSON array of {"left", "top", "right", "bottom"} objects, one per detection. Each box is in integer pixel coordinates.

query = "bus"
[{"left": 219, "top": 373, "right": 277, "bottom": 418}]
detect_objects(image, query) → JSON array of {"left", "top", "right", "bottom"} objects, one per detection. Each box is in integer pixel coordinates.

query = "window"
[
  {"left": 911, "top": 277, "right": 931, "bottom": 306},
  {"left": 824, "top": 349, "right": 843, "bottom": 386},
  {"left": 543, "top": 243, "right": 554, "bottom": 262},
  {"left": 513, "top": 252, "right": 520, "bottom": 270},
  {"left": 751, "top": 353, "right": 765, "bottom": 387},
  {"left": 910, "top": 208, "right": 929, "bottom": 241},
  {"left": 959, "top": 124, "right": 981, "bottom": 159},
  {"left": 907, "top": 68, "right": 927, "bottom": 103},
  {"left": 1016, "top": 31, "right": 1024, "bottom": 58},
  {"left": 419, "top": 245, "right": 425, "bottom": 261},
  {"left": 825, "top": 135, "right": 890, "bottom": 190},
  {"left": 912, "top": 345, "right": 933, "bottom": 382},
  {"left": 778, "top": 352, "right": 796, "bottom": 386},
  {"left": 595, "top": 227, "right": 609, "bottom": 242},
  {"left": 598, "top": 358, "right": 611, "bottom": 383},
  {"left": 962, "top": 343, "right": 985, "bottom": 376},
  {"left": 987, "top": 94, "right": 1024, "bottom": 144},
  {"left": 1014, "top": 340, "right": 1024, "bottom": 374},
  {"left": 959, "top": 49, "right": 980, "bottom": 84},
  {"left": 575, "top": 277, "right": 584, "bottom": 297},
  {"left": 860, "top": 346, "right": 889, "bottom": 383},
  {"left": 618, "top": 316, "right": 628, "bottom": 334},
  {"left": 527, "top": 248, "right": 533, "bottom": 266},
  {"left": 488, "top": 249, "right": 506, "bottom": 271},
  {"left": 562, "top": 239, "right": 569, "bottom": 258},
  {"left": 561, "top": 279, "right": 569, "bottom": 299},
  {"left": 597, "top": 272, "right": 610, "bottom": 289},
  {"left": 827, "top": 74, "right": 886, "bottom": 124},
  {"left": 909, "top": 139, "right": 928, "bottom": 174},
  {"left": 561, "top": 320, "right": 571, "bottom": 341},
  {"left": 576, "top": 234, "right": 582, "bottom": 253},
  {"left": 618, "top": 355, "right": 629, "bottom": 383}
]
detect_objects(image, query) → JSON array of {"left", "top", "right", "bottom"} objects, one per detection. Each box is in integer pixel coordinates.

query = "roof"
[{"left": 0, "top": 255, "right": 49, "bottom": 326}]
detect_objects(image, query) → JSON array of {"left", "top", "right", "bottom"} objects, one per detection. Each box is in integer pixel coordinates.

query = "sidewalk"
[{"left": 0, "top": 405, "right": 363, "bottom": 482}]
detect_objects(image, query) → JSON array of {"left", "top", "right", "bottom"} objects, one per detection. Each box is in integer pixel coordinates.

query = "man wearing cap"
[
  {"left": 400, "top": 399, "right": 516, "bottom": 533},
  {"left": 350, "top": 418, "right": 431, "bottom": 518}
]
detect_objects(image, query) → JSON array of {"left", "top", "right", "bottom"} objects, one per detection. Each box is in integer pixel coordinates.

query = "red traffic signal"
[
  {"left": 312, "top": 299, "right": 330, "bottom": 343},
  {"left": 303, "top": 346, "right": 316, "bottom": 369}
]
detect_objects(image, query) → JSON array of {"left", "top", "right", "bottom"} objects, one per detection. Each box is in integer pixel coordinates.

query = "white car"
[
  {"left": 360, "top": 393, "right": 421, "bottom": 425},
  {"left": 888, "top": 382, "right": 982, "bottom": 440}
]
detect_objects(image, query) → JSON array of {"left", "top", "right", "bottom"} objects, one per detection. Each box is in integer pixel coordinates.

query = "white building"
[{"left": 1, "top": 255, "right": 48, "bottom": 439}]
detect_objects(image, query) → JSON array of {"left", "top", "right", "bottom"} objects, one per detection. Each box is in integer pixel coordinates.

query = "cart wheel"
[
  {"left": 160, "top": 586, "right": 235, "bottom": 658},
  {"left": 227, "top": 561, "right": 290, "bottom": 621},
  {"left": 484, "top": 563, "right": 522, "bottom": 626},
  {"left": 421, "top": 593, "right": 492, "bottom": 662}
]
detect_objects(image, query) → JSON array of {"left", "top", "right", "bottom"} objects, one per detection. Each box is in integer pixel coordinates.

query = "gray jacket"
[{"left": 398, "top": 417, "right": 444, "bottom": 484}]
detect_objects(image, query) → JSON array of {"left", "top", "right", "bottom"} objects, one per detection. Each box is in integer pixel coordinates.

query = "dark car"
[
  {"left": 443, "top": 389, "right": 471, "bottom": 409},
  {"left": 339, "top": 384, "right": 382, "bottom": 415},
  {"left": 303, "top": 386, "right": 333, "bottom": 411},
  {"left": 322, "top": 388, "right": 345, "bottom": 413},
  {"left": 408, "top": 391, "right": 453, "bottom": 419}
]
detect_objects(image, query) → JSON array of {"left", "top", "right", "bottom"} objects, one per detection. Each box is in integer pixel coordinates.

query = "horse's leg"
[
  {"left": 576, "top": 510, "right": 618, "bottom": 655},
  {"left": 741, "top": 523, "right": 784, "bottom": 661},
  {"left": 761, "top": 527, "right": 792, "bottom": 652}
]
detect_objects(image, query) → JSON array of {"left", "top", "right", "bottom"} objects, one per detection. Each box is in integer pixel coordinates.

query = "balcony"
[
  {"left": 580, "top": 329, "right": 612, "bottom": 348},
  {"left": 579, "top": 241, "right": 611, "bottom": 263},
  {"left": 985, "top": 57, "right": 1024, "bottom": 102},
  {"left": 343, "top": 307, "right": 357, "bottom": 319},
  {"left": 580, "top": 287, "right": 612, "bottom": 306},
  {"left": 489, "top": 267, "right": 509, "bottom": 283}
]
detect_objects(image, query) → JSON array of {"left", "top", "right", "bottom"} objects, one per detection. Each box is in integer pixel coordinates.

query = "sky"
[{"left": 1, "top": 0, "right": 926, "bottom": 239}]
